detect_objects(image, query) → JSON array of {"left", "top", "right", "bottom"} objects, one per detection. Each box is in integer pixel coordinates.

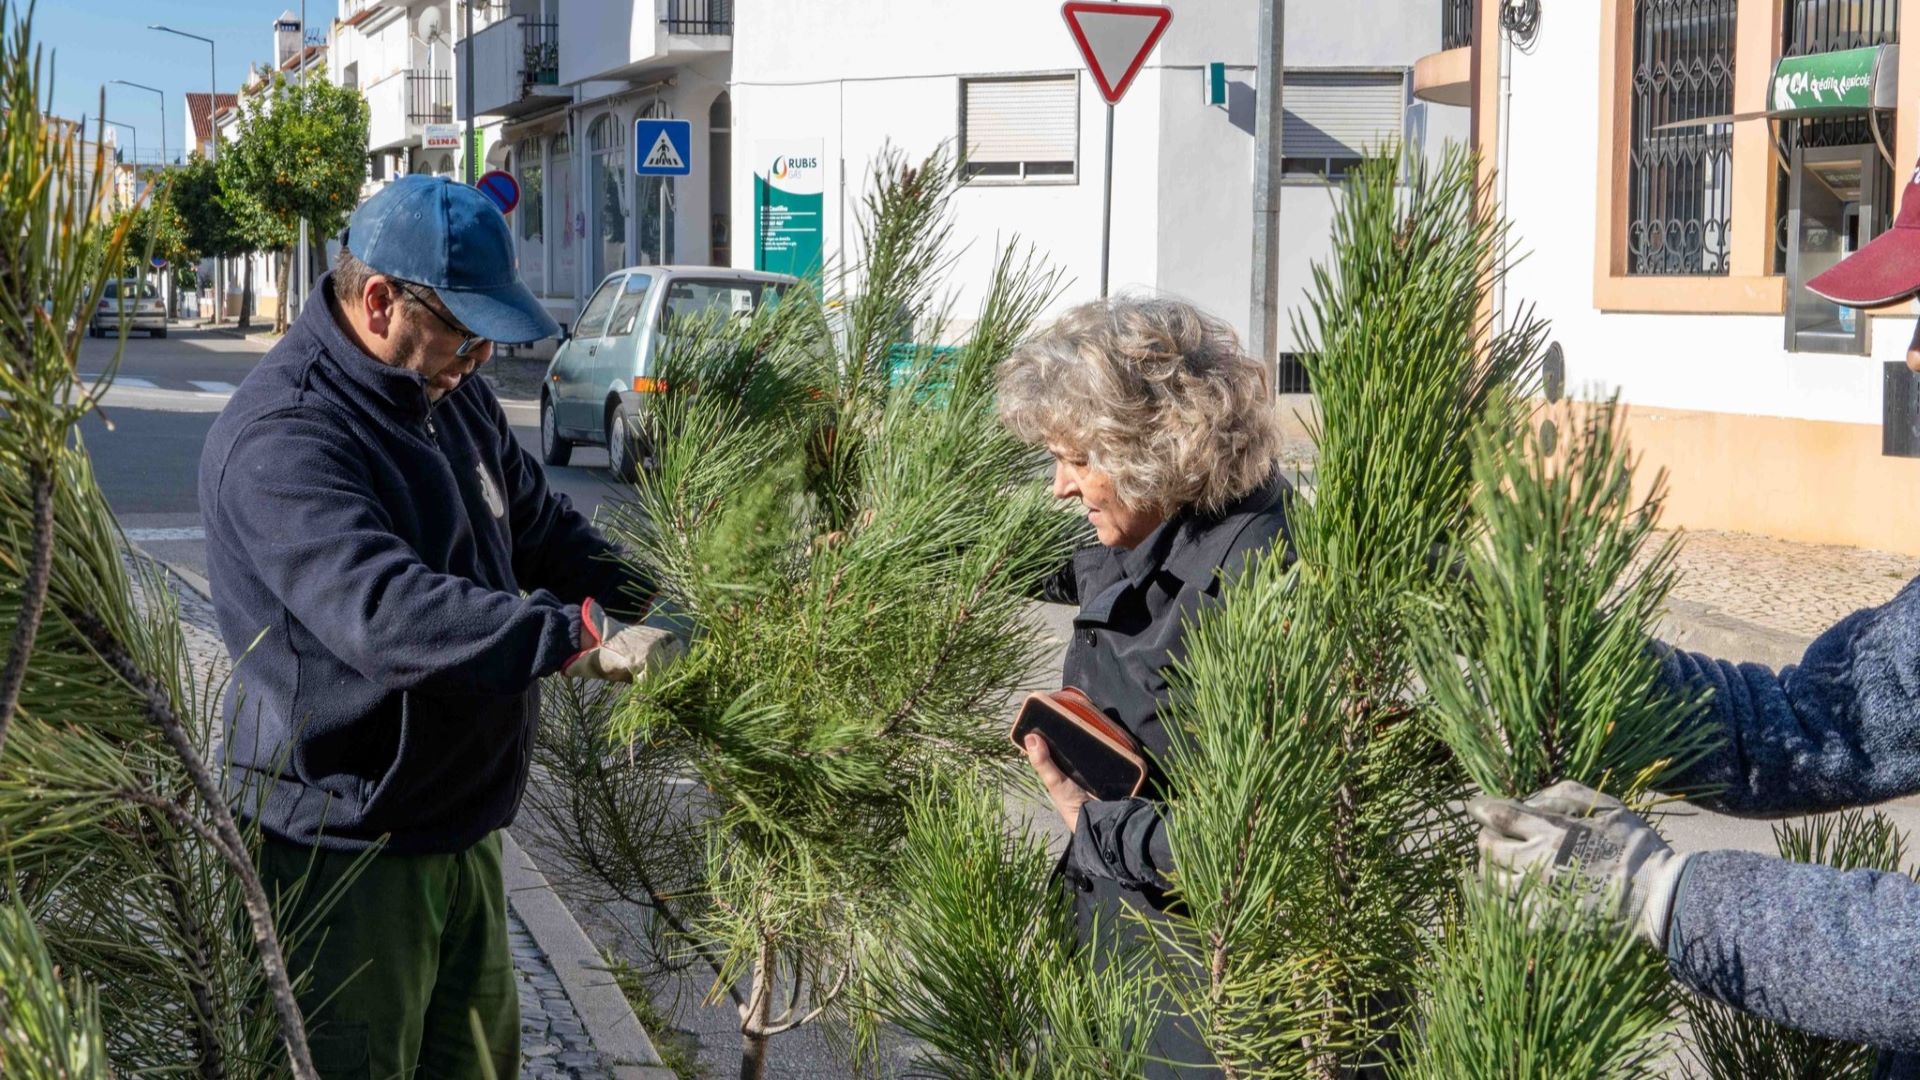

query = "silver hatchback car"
[
  {"left": 88, "top": 278, "right": 168, "bottom": 338},
  {"left": 540, "top": 265, "right": 795, "bottom": 480}
]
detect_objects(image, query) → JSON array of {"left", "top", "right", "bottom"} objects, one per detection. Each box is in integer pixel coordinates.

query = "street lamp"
[
  {"left": 151, "top": 24, "right": 221, "bottom": 323},
  {"left": 110, "top": 80, "right": 166, "bottom": 169}
]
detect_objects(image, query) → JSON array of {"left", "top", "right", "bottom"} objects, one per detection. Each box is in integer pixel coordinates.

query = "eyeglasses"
[{"left": 392, "top": 280, "right": 487, "bottom": 357}]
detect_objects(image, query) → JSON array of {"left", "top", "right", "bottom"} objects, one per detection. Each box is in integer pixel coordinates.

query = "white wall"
[
  {"left": 732, "top": 0, "right": 1460, "bottom": 346},
  {"left": 1499, "top": 11, "right": 1903, "bottom": 426}
]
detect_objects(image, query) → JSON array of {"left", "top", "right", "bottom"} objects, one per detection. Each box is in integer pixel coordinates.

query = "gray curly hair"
[{"left": 997, "top": 296, "right": 1282, "bottom": 516}]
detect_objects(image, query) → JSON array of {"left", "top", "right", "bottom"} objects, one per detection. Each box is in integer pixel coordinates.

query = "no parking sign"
[{"left": 475, "top": 169, "right": 520, "bottom": 215}]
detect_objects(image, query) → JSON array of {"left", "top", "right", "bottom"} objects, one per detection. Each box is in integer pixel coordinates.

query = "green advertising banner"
[
  {"left": 755, "top": 140, "right": 824, "bottom": 277},
  {"left": 1770, "top": 45, "right": 1893, "bottom": 116}
]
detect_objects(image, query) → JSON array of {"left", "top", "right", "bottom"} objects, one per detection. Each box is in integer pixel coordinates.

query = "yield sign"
[{"left": 1061, "top": 2, "right": 1173, "bottom": 106}]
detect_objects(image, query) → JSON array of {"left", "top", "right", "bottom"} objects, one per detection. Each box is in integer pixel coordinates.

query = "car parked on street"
[
  {"left": 541, "top": 265, "right": 796, "bottom": 481},
  {"left": 88, "top": 278, "right": 168, "bottom": 338}
]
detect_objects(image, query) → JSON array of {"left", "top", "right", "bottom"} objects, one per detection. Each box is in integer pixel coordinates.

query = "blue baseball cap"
[{"left": 341, "top": 174, "right": 560, "bottom": 344}]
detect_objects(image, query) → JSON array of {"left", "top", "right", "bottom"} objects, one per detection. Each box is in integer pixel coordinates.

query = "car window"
[
  {"left": 574, "top": 276, "right": 623, "bottom": 338},
  {"left": 604, "top": 274, "right": 654, "bottom": 338},
  {"left": 102, "top": 281, "right": 159, "bottom": 301},
  {"left": 657, "top": 279, "right": 773, "bottom": 331}
]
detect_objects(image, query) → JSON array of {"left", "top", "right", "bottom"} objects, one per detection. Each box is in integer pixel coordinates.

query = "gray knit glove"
[
  {"left": 1468, "top": 779, "right": 1690, "bottom": 950},
  {"left": 563, "top": 597, "right": 687, "bottom": 683}
]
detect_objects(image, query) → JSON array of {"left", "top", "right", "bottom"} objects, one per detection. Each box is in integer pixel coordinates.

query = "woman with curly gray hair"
[{"left": 1000, "top": 296, "right": 1290, "bottom": 1075}]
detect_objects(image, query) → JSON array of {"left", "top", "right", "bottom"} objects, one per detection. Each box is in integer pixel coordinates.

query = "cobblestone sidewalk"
[
  {"left": 129, "top": 553, "right": 618, "bottom": 1079},
  {"left": 1660, "top": 528, "right": 1920, "bottom": 641}
]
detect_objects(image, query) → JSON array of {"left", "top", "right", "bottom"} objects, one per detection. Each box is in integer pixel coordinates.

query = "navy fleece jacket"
[
  {"left": 199, "top": 276, "right": 652, "bottom": 854},
  {"left": 1658, "top": 576, "right": 1920, "bottom": 1075}
]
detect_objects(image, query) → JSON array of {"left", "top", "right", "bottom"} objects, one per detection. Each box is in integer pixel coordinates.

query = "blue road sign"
[
  {"left": 475, "top": 169, "right": 520, "bottom": 215},
  {"left": 634, "top": 118, "right": 693, "bottom": 177}
]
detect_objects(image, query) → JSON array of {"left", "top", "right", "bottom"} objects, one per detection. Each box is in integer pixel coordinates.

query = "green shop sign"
[
  {"left": 1769, "top": 45, "right": 1898, "bottom": 117},
  {"left": 755, "top": 140, "right": 824, "bottom": 278}
]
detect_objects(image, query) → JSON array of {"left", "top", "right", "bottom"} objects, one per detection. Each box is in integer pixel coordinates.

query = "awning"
[
  {"left": 1653, "top": 44, "right": 1899, "bottom": 132},
  {"left": 1768, "top": 44, "right": 1898, "bottom": 119}
]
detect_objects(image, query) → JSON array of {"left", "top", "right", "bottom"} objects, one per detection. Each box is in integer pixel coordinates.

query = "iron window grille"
[
  {"left": 1442, "top": 0, "right": 1474, "bottom": 50},
  {"left": 1775, "top": 0, "right": 1899, "bottom": 270},
  {"left": 1626, "top": 0, "right": 1738, "bottom": 276},
  {"left": 406, "top": 71, "right": 452, "bottom": 124},
  {"left": 521, "top": 21, "right": 559, "bottom": 92},
  {"left": 663, "top": 0, "right": 731, "bottom": 35}
]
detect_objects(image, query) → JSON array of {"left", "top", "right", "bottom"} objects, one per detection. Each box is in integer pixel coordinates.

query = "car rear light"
[{"left": 632, "top": 377, "right": 668, "bottom": 393}]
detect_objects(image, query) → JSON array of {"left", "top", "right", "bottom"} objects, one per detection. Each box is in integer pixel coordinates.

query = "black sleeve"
[{"left": 1066, "top": 798, "right": 1174, "bottom": 892}]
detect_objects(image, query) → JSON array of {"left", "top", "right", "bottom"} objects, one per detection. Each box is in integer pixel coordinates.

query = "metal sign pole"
[{"left": 1101, "top": 102, "right": 1114, "bottom": 298}]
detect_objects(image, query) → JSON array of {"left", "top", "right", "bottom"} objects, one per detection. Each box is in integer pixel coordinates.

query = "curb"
[
  {"left": 1657, "top": 596, "right": 1812, "bottom": 672},
  {"left": 131, "top": 544, "right": 676, "bottom": 1080},
  {"left": 501, "top": 831, "right": 678, "bottom": 1080}
]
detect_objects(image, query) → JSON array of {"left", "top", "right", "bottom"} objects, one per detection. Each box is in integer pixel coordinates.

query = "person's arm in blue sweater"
[
  {"left": 1658, "top": 579, "right": 1920, "bottom": 817},
  {"left": 482, "top": 385, "right": 658, "bottom": 619},
  {"left": 1653, "top": 578, "right": 1920, "bottom": 1053},
  {"left": 214, "top": 413, "right": 584, "bottom": 695}
]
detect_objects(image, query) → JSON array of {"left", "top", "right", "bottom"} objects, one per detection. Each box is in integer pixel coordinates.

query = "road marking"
[
  {"left": 189, "top": 380, "right": 238, "bottom": 394},
  {"left": 114, "top": 376, "right": 158, "bottom": 389},
  {"left": 125, "top": 526, "right": 206, "bottom": 542}
]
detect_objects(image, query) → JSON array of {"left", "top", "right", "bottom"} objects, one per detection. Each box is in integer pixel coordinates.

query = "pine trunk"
[{"left": 738, "top": 944, "right": 773, "bottom": 1080}]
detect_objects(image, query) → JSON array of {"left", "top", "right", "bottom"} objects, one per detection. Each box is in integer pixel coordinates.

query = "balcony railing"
[
  {"left": 663, "top": 0, "right": 731, "bottom": 35},
  {"left": 522, "top": 21, "right": 559, "bottom": 89},
  {"left": 407, "top": 71, "right": 452, "bottom": 124},
  {"left": 1442, "top": 0, "right": 1473, "bottom": 49}
]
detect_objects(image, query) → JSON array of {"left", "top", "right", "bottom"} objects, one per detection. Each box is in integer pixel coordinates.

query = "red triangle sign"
[{"left": 1062, "top": 2, "right": 1173, "bottom": 106}]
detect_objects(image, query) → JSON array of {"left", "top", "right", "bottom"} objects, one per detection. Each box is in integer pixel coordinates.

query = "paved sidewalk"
[{"left": 1660, "top": 528, "right": 1918, "bottom": 644}]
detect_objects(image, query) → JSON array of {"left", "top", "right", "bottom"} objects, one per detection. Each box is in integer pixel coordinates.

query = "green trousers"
[{"left": 257, "top": 831, "right": 519, "bottom": 1080}]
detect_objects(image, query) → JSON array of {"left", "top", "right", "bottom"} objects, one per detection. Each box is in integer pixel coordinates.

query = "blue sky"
[{"left": 33, "top": 0, "right": 306, "bottom": 162}]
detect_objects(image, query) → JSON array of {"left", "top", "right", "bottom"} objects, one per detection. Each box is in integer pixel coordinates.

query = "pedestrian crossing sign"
[{"left": 634, "top": 118, "right": 693, "bottom": 177}]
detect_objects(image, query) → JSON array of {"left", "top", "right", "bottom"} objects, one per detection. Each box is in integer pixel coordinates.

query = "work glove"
[
  {"left": 1467, "top": 779, "right": 1690, "bottom": 951},
  {"left": 562, "top": 596, "right": 687, "bottom": 683}
]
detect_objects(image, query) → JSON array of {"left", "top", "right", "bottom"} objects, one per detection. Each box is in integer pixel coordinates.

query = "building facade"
[
  {"left": 457, "top": 0, "right": 734, "bottom": 330},
  {"left": 727, "top": 0, "right": 1464, "bottom": 361},
  {"left": 1417, "top": 0, "right": 1920, "bottom": 554}
]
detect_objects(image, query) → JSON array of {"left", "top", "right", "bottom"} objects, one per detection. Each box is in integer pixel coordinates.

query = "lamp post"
[
  {"left": 151, "top": 25, "right": 220, "bottom": 323},
  {"left": 110, "top": 80, "right": 166, "bottom": 170}
]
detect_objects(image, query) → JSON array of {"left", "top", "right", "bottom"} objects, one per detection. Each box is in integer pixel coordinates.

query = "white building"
[
  {"left": 332, "top": 0, "right": 489, "bottom": 194},
  {"left": 456, "top": 0, "right": 733, "bottom": 331},
  {"left": 1417, "top": 0, "right": 1920, "bottom": 554},
  {"left": 726, "top": 0, "right": 1465, "bottom": 371}
]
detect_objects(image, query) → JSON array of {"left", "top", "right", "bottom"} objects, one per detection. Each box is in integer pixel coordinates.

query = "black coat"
[{"left": 1041, "top": 473, "right": 1293, "bottom": 1076}]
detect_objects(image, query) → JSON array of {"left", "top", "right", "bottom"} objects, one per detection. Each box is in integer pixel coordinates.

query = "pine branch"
[
  {"left": 71, "top": 612, "right": 317, "bottom": 1080},
  {"left": 0, "top": 459, "right": 54, "bottom": 755}
]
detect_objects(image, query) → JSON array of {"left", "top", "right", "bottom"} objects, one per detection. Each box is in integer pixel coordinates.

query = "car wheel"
[
  {"left": 153, "top": 327, "right": 167, "bottom": 338},
  {"left": 87, "top": 324, "right": 100, "bottom": 339},
  {"left": 540, "top": 393, "right": 573, "bottom": 467},
  {"left": 607, "top": 403, "right": 643, "bottom": 484}
]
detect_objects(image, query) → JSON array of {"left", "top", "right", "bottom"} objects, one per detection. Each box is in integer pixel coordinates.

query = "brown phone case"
[{"left": 1009, "top": 687, "right": 1148, "bottom": 801}]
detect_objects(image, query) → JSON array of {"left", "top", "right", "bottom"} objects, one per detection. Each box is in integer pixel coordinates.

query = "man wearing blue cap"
[{"left": 198, "top": 175, "right": 678, "bottom": 1077}]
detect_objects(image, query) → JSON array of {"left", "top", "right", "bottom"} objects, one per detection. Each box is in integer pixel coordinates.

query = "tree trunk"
[
  {"left": 240, "top": 257, "right": 254, "bottom": 332},
  {"left": 273, "top": 249, "right": 289, "bottom": 335},
  {"left": 737, "top": 940, "right": 773, "bottom": 1080}
]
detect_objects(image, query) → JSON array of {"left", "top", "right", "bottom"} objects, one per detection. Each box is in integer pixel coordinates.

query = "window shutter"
[
  {"left": 962, "top": 77, "right": 1078, "bottom": 167},
  {"left": 1283, "top": 72, "right": 1406, "bottom": 158}
]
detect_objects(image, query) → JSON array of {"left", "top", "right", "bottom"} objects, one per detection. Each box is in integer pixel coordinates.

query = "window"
[
  {"left": 517, "top": 139, "right": 545, "bottom": 293},
  {"left": 575, "top": 275, "right": 622, "bottom": 338},
  {"left": 550, "top": 133, "right": 576, "bottom": 298},
  {"left": 1281, "top": 71, "right": 1405, "bottom": 180},
  {"left": 1626, "top": 0, "right": 1736, "bottom": 276},
  {"left": 659, "top": 278, "right": 779, "bottom": 329},
  {"left": 709, "top": 93, "right": 732, "bottom": 265},
  {"left": 605, "top": 274, "right": 654, "bottom": 337},
  {"left": 960, "top": 76, "right": 1077, "bottom": 183},
  {"left": 589, "top": 115, "right": 627, "bottom": 280}
]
